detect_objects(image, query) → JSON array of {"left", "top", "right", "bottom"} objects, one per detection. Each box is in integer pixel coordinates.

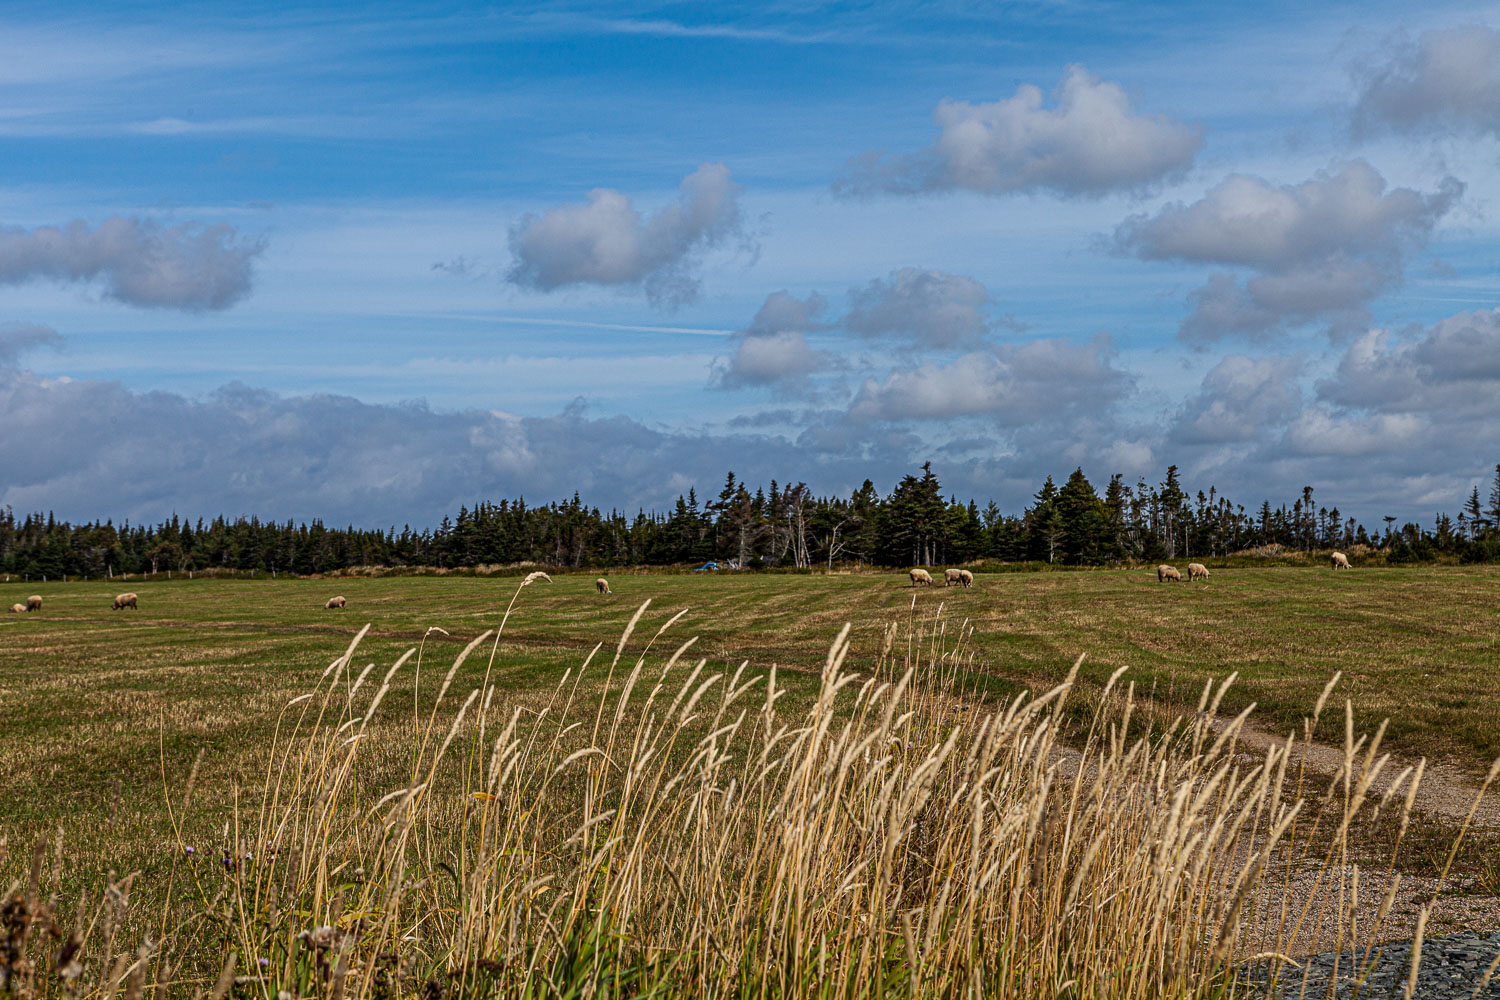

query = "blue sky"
[{"left": 3, "top": 1, "right": 1500, "bottom": 527}]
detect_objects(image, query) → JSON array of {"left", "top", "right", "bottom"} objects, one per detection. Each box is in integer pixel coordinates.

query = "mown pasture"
[
  {"left": 5, "top": 565, "right": 1496, "bottom": 786},
  {"left": 4, "top": 565, "right": 1497, "bottom": 852}
]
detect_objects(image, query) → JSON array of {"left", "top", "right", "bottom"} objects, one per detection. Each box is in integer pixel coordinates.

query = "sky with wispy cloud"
[{"left": 2, "top": 1, "right": 1499, "bottom": 527}]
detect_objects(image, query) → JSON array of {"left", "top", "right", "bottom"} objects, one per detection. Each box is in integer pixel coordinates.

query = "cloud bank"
[
  {"left": 0, "top": 363, "right": 820, "bottom": 526},
  {"left": 839, "top": 66, "right": 1202, "bottom": 199},
  {"left": 5, "top": 308, "right": 1499, "bottom": 527},
  {"left": 507, "top": 163, "right": 743, "bottom": 308},
  {"left": 0, "top": 216, "right": 262, "bottom": 310}
]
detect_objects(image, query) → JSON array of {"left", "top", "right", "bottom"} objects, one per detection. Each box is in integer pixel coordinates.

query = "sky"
[{"left": 3, "top": 1, "right": 1500, "bottom": 528}]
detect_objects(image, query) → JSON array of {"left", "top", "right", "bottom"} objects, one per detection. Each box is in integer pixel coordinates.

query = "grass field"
[
  {"left": 5, "top": 564, "right": 1498, "bottom": 882},
  {"left": 5, "top": 564, "right": 1498, "bottom": 791},
  {"left": 2, "top": 565, "right": 1498, "bottom": 997}
]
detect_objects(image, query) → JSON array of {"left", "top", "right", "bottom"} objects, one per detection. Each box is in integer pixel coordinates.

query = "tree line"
[{"left": 5, "top": 462, "right": 1500, "bottom": 580}]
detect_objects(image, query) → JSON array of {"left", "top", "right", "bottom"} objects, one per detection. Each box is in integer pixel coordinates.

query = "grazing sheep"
[
  {"left": 1331, "top": 551, "right": 1351, "bottom": 571},
  {"left": 1157, "top": 565, "right": 1181, "bottom": 583},
  {"left": 25, "top": 595, "right": 41, "bottom": 612},
  {"left": 325, "top": 596, "right": 347, "bottom": 609},
  {"left": 909, "top": 568, "right": 933, "bottom": 587},
  {"left": 944, "top": 568, "right": 963, "bottom": 586},
  {"left": 8, "top": 603, "right": 24, "bottom": 613},
  {"left": 111, "top": 592, "right": 138, "bottom": 610},
  {"left": 958, "top": 569, "right": 974, "bottom": 588},
  {"left": 596, "top": 578, "right": 611, "bottom": 594},
  {"left": 1187, "top": 563, "right": 1210, "bottom": 581}
]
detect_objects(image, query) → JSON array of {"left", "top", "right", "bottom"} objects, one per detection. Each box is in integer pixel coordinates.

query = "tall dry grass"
[{"left": 3, "top": 580, "right": 1495, "bottom": 998}]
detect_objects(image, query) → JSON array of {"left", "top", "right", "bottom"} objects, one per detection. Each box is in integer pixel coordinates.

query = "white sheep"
[
  {"left": 111, "top": 592, "right": 138, "bottom": 610},
  {"left": 1331, "top": 551, "right": 1351, "bottom": 570},
  {"left": 8, "top": 603, "right": 24, "bottom": 613},
  {"left": 959, "top": 569, "right": 974, "bottom": 588},
  {"left": 944, "top": 568, "right": 963, "bottom": 586},
  {"left": 596, "top": 578, "right": 611, "bottom": 594},
  {"left": 25, "top": 595, "right": 41, "bottom": 612},
  {"left": 1187, "top": 563, "right": 1210, "bottom": 581},
  {"left": 325, "top": 596, "right": 347, "bottom": 609},
  {"left": 1157, "top": 565, "right": 1181, "bottom": 583},
  {"left": 909, "top": 568, "right": 933, "bottom": 587}
]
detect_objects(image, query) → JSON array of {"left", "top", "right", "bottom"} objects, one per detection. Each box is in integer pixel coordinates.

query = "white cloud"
[
  {"left": 1282, "top": 407, "right": 1426, "bottom": 459},
  {"left": 714, "top": 291, "right": 833, "bottom": 389},
  {"left": 1115, "top": 162, "right": 1461, "bottom": 342},
  {"left": 717, "top": 269, "right": 1007, "bottom": 390},
  {"left": 847, "top": 334, "right": 1130, "bottom": 422},
  {"left": 0, "top": 216, "right": 263, "bottom": 310},
  {"left": 838, "top": 65, "right": 1202, "bottom": 198},
  {"left": 1171, "top": 354, "right": 1303, "bottom": 446},
  {"left": 843, "top": 268, "right": 993, "bottom": 349},
  {"left": 506, "top": 163, "right": 744, "bottom": 308},
  {"left": 1353, "top": 25, "right": 1500, "bottom": 137},
  {"left": 1317, "top": 309, "right": 1500, "bottom": 416}
]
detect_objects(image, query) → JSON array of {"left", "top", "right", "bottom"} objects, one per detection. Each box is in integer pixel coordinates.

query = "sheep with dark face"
[
  {"left": 25, "top": 595, "right": 41, "bottom": 611},
  {"left": 1157, "top": 565, "right": 1181, "bottom": 583},
  {"left": 111, "top": 593, "right": 138, "bottom": 610},
  {"left": 596, "top": 578, "right": 611, "bottom": 594},
  {"left": 909, "top": 568, "right": 933, "bottom": 587},
  {"left": 325, "top": 596, "right": 347, "bottom": 609},
  {"left": 8, "top": 603, "right": 24, "bottom": 613},
  {"left": 1187, "top": 563, "right": 1210, "bottom": 581},
  {"left": 1331, "top": 551, "right": 1351, "bottom": 570},
  {"left": 944, "top": 568, "right": 963, "bottom": 586},
  {"left": 958, "top": 569, "right": 974, "bottom": 588}
]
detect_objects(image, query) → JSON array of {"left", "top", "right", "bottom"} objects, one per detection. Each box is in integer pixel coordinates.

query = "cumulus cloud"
[
  {"left": 714, "top": 291, "right": 833, "bottom": 389},
  {"left": 1317, "top": 309, "right": 1500, "bottom": 416},
  {"left": 718, "top": 269, "right": 1010, "bottom": 391},
  {"left": 506, "top": 163, "right": 743, "bottom": 308},
  {"left": 1170, "top": 354, "right": 1303, "bottom": 446},
  {"left": 1282, "top": 407, "right": 1426, "bottom": 459},
  {"left": 0, "top": 323, "right": 63, "bottom": 365},
  {"left": 847, "top": 334, "right": 1131, "bottom": 422},
  {"left": 1115, "top": 162, "right": 1461, "bottom": 342},
  {"left": 838, "top": 65, "right": 1202, "bottom": 199},
  {"left": 843, "top": 268, "right": 995, "bottom": 349},
  {"left": 0, "top": 216, "right": 262, "bottom": 310},
  {"left": 1353, "top": 25, "right": 1500, "bottom": 137}
]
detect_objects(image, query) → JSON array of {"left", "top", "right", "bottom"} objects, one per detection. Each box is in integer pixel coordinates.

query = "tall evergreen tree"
[{"left": 1056, "top": 468, "right": 1109, "bottom": 564}]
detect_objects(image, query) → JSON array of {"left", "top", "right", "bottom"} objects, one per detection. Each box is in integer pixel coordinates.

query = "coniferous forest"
[{"left": 5, "top": 462, "right": 1500, "bottom": 579}]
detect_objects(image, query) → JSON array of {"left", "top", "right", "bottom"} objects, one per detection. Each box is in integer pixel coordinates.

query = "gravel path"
[
  {"left": 1219, "top": 718, "right": 1500, "bottom": 957},
  {"left": 1242, "top": 929, "right": 1500, "bottom": 998},
  {"left": 1221, "top": 718, "right": 1500, "bottom": 832}
]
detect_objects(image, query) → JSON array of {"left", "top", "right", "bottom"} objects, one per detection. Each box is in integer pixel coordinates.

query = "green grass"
[{"left": 3, "top": 566, "right": 1497, "bottom": 877}]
